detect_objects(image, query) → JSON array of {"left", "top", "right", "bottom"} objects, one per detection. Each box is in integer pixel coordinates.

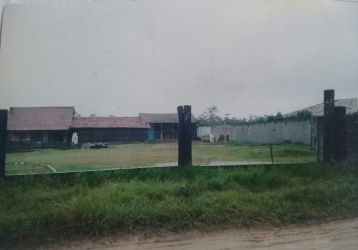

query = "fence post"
[
  {"left": 270, "top": 144, "right": 273, "bottom": 164},
  {"left": 323, "top": 89, "right": 334, "bottom": 163},
  {"left": 333, "top": 106, "right": 347, "bottom": 162},
  {"left": 0, "top": 110, "right": 8, "bottom": 179},
  {"left": 177, "top": 105, "right": 192, "bottom": 166}
]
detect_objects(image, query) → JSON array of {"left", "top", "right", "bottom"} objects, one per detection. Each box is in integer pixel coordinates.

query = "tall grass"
[{"left": 1, "top": 163, "right": 358, "bottom": 248}]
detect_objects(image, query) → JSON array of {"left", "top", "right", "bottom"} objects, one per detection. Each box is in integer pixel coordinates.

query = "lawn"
[
  {"left": 5, "top": 141, "right": 316, "bottom": 174},
  {"left": 6, "top": 142, "right": 315, "bottom": 174},
  {"left": 1, "top": 164, "right": 358, "bottom": 249}
]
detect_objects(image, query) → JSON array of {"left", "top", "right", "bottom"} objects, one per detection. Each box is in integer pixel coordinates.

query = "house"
[
  {"left": 7, "top": 107, "right": 74, "bottom": 148},
  {"left": 139, "top": 113, "right": 197, "bottom": 140},
  {"left": 70, "top": 117, "right": 150, "bottom": 143},
  {"left": 285, "top": 98, "right": 358, "bottom": 117}
]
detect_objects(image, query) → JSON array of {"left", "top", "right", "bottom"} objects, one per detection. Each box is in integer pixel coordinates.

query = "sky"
[{"left": 0, "top": 0, "right": 357, "bottom": 119}]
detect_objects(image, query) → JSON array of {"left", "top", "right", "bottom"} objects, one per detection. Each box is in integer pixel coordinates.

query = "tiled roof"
[
  {"left": 285, "top": 98, "right": 358, "bottom": 117},
  {"left": 71, "top": 117, "right": 150, "bottom": 129},
  {"left": 139, "top": 113, "right": 196, "bottom": 123},
  {"left": 7, "top": 107, "right": 74, "bottom": 130}
]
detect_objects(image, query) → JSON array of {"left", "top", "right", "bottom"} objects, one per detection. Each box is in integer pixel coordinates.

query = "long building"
[{"left": 6, "top": 107, "right": 197, "bottom": 148}]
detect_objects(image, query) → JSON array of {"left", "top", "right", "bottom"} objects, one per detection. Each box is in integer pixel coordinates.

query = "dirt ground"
[{"left": 50, "top": 218, "right": 358, "bottom": 250}]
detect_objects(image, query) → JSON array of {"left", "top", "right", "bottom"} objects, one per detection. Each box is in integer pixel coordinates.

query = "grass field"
[
  {"left": 1, "top": 163, "right": 358, "bottom": 249},
  {"left": 5, "top": 141, "right": 316, "bottom": 174}
]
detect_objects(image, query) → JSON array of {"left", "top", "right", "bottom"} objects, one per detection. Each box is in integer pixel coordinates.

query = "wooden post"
[
  {"left": 323, "top": 90, "right": 334, "bottom": 163},
  {"left": 333, "top": 106, "right": 347, "bottom": 162},
  {"left": 270, "top": 144, "right": 273, "bottom": 164},
  {"left": 0, "top": 110, "right": 8, "bottom": 179},
  {"left": 177, "top": 105, "right": 192, "bottom": 166}
]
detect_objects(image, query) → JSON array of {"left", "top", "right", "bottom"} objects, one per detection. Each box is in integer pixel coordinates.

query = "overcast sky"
[{"left": 0, "top": 0, "right": 357, "bottom": 118}]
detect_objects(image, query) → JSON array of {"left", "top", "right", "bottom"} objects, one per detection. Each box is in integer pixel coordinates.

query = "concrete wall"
[
  {"left": 197, "top": 127, "right": 211, "bottom": 138},
  {"left": 312, "top": 117, "right": 324, "bottom": 162},
  {"left": 210, "top": 120, "right": 312, "bottom": 144}
]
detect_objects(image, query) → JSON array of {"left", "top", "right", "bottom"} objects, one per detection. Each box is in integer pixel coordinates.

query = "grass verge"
[{"left": 1, "top": 163, "right": 358, "bottom": 249}]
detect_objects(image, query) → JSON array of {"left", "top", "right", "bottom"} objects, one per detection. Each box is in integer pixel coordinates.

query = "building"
[
  {"left": 70, "top": 117, "right": 150, "bottom": 143},
  {"left": 139, "top": 113, "right": 197, "bottom": 140},
  {"left": 6, "top": 107, "right": 197, "bottom": 149},
  {"left": 7, "top": 107, "right": 74, "bottom": 148},
  {"left": 285, "top": 98, "right": 358, "bottom": 117}
]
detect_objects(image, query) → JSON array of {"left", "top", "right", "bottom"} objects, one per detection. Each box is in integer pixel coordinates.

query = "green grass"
[
  {"left": 5, "top": 142, "right": 316, "bottom": 174},
  {"left": 1, "top": 163, "right": 358, "bottom": 248}
]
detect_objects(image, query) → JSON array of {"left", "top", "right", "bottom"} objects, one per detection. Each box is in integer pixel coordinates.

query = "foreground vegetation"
[
  {"left": 1, "top": 163, "right": 358, "bottom": 248},
  {"left": 5, "top": 141, "right": 316, "bottom": 174}
]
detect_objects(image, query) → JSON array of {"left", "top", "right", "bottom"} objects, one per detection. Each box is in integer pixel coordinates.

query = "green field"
[
  {"left": 5, "top": 142, "right": 316, "bottom": 174},
  {"left": 1, "top": 164, "right": 358, "bottom": 248}
]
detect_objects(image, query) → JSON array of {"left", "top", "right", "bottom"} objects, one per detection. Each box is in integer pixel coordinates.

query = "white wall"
[
  {"left": 197, "top": 127, "right": 211, "bottom": 138},
  {"left": 209, "top": 120, "right": 311, "bottom": 144}
]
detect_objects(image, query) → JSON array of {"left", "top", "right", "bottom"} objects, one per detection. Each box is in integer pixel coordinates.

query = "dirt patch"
[{"left": 49, "top": 218, "right": 358, "bottom": 250}]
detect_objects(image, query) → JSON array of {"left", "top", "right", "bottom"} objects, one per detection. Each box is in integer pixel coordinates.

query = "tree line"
[{"left": 196, "top": 106, "right": 312, "bottom": 127}]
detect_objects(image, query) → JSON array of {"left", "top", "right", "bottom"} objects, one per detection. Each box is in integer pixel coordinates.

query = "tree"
[
  {"left": 89, "top": 114, "right": 96, "bottom": 117},
  {"left": 73, "top": 110, "right": 81, "bottom": 117},
  {"left": 196, "top": 106, "right": 222, "bottom": 126},
  {"left": 276, "top": 112, "right": 284, "bottom": 121},
  {"left": 224, "top": 113, "right": 230, "bottom": 124},
  {"left": 202, "top": 106, "right": 219, "bottom": 120}
]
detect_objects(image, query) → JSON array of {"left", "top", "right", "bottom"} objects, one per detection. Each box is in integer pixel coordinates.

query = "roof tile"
[{"left": 71, "top": 117, "right": 150, "bottom": 129}]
